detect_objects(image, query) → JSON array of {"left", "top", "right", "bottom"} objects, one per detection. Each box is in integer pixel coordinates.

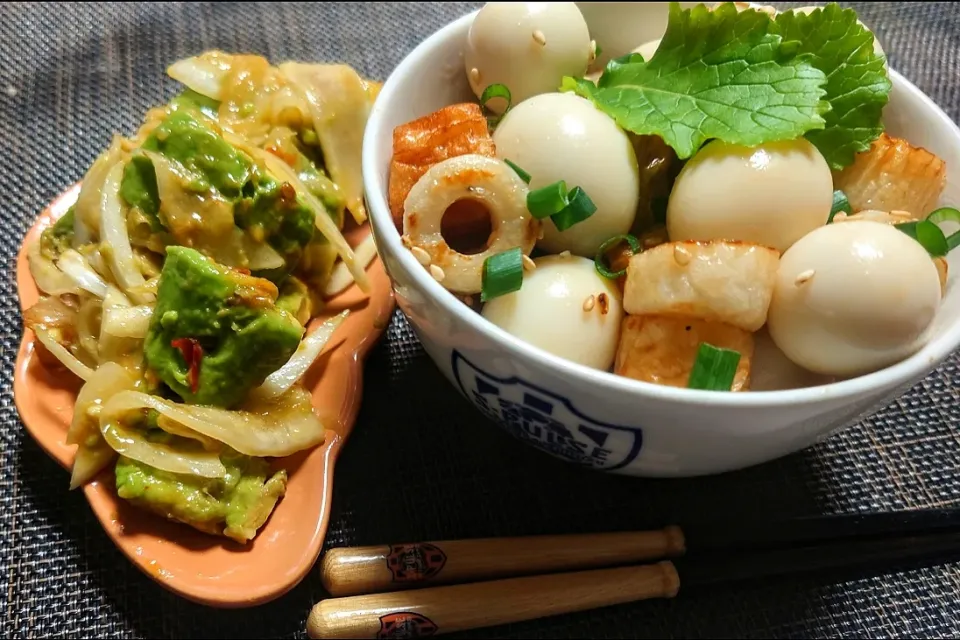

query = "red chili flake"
[
  {"left": 170, "top": 337, "right": 203, "bottom": 394},
  {"left": 235, "top": 267, "right": 252, "bottom": 275},
  {"left": 279, "top": 182, "right": 297, "bottom": 203}
]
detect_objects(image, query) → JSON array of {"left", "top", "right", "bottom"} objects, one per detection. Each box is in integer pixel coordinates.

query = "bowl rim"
[{"left": 363, "top": 7, "right": 960, "bottom": 409}]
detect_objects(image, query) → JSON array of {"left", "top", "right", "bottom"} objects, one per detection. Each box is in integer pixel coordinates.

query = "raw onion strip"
[
  {"left": 26, "top": 239, "right": 75, "bottom": 296},
  {"left": 166, "top": 53, "right": 231, "bottom": 101},
  {"left": 57, "top": 249, "right": 109, "bottom": 298},
  {"left": 66, "top": 361, "right": 140, "bottom": 489},
  {"left": 100, "top": 421, "right": 226, "bottom": 479},
  {"left": 102, "top": 304, "right": 154, "bottom": 339},
  {"left": 324, "top": 233, "right": 377, "bottom": 298},
  {"left": 99, "top": 162, "right": 151, "bottom": 303},
  {"left": 224, "top": 133, "right": 369, "bottom": 293},
  {"left": 33, "top": 328, "right": 94, "bottom": 381},
  {"left": 101, "top": 388, "right": 326, "bottom": 458},
  {"left": 256, "top": 310, "right": 349, "bottom": 399}
]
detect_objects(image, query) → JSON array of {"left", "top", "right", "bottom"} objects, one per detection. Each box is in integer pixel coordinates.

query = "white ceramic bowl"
[{"left": 363, "top": 3, "right": 960, "bottom": 477}]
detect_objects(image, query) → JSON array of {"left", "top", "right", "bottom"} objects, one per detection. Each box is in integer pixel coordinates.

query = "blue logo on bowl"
[{"left": 451, "top": 351, "right": 643, "bottom": 471}]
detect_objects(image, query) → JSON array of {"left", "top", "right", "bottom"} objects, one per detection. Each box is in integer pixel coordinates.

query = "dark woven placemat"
[{"left": 2, "top": 1, "right": 959, "bottom": 637}]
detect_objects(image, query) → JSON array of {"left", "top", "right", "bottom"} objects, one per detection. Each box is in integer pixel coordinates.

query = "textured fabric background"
[{"left": 1, "top": 2, "right": 959, "bottom": 638}]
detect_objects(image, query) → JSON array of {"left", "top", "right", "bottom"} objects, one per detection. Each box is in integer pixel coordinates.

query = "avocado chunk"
[
  {"left": 119, "top": 110, "right": 318, "bottom": 278},
  {"left": 40, "top": 206, "right": 75, "bottom": 260},
  {"left": 234, "top": 175, "right": 315, "bottom": 278},
  {"left": 144, "top": 246, "right": 303, "bottom": 408},
  {"left": 142, "top": 110, "right": 253, "bottom": 198},
  {"left": 115, "top": 452, "right": 287, "bottom": 543},
  {"left": 170, "top": 88, "right": 221, "bottom": 121}
]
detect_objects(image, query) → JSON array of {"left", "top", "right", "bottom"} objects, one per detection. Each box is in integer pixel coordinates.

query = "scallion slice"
[
  {"left": 895, "top": 220, "right": 948, "bottom": 257},
  {"left": 552, "top": 186, "right": 597, "bottom": 231},
  {"left": 688, "top": 343, "right": 741, "bottom": 391},
  {"left": 828, "top": 190, "right": 851, "bottom": 223},
  {"left": 595, "top": 234, "right": 641, "bottom": 279},
  {"left": 504, "top": 159, "right": 531, "bottom": 184},
  {"left": 481, "top": 247, "right": 524, "bottom": 302},
  {"left": 480, "top": 83, "right": 512, "bottom": 126},
  {"left": 527, "top": 180, "right": 569, "bottom": 219},
  {"left": 925, "top": 207, "right": 960, "bottom": 252}
]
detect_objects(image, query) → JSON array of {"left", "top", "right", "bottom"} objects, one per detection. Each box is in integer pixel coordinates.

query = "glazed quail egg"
[
  {"left": 667, "top": 138, "right": 833, "bottom": 253},
  {"left": 481, "top": 254, "right": 623, "bottom": 370},
  {"left": 767, "top": 220, "right": 941, "bottom": 377},
  {"left": 465, "top": 2, "right": 593, "bottom": 114},
  {"left": 493, "top": 92, "right": 640, "bottom": 257}
]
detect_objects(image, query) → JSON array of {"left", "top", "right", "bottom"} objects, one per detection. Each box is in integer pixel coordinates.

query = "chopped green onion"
[
  {"left": 527, "top": 180, "right": 569, "bottom": 219},
  {"left": 552, "top": 186, "right": 597, "bottom": 232},
  {"left": 926, "top": 207, "right": 960, "bottom": 226},
  {"left": 481, "top": 247, "right": 524, "bottom": 302},
  {"left": 504, "top": 159, "right": 531, "bottom": 184},
  {"left": 595, "top": 234, "right": 641, "bottom": 279},
  {"left": 595, "top": 43, "right": 603, "bottom": 57},
  {"left": 828, "top": 190, "right": 851, "bottom": 223},
  {"left": 924, "top": 207, "right": 960, "bottom": 253},
  {"left": 895, "top": 220, "right": 948, "bottom": 258},
  {"left": 480, "top": 83, "right": 512, "bottom": 126},
  {"left": 948, "top": 232, "right": 960, "bottom": 252},
  {"left": 688, "top": 343, "right": 741, "bottom": 392}
]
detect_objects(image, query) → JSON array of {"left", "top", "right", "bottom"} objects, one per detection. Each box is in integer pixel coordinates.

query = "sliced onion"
[
  {"left": 102, "top": 304, "right": 153, "bottom": 339},
  {"left": 66, "top": 361, "right": 140, "bottom": 489},
  {"left": 23, "top": 296, "right": 77, "bottom": 331},
  {"left": 75, "top": 136, "right": 122, "bottom": 239},
  {"left": 255, "top": 310, "right": 348, "bottom": 400},
  {"left": 101, "top": 387, "right": 326, "bottom": 458},
  {"left": 167, "top": 52, "right": 233, "bottom": 101},
  {"left": 101, "top": 421, "right": 226, "bottom": 479},
  {"left": 100, "top": 161, "right": 150, "bottom": 304},
  {"left": 324, "top": 233, "right": 378, "bottom": 298},
  {"left": 243, "top": 234, "right": 286, "bottom": 270},
  {"left": 279, "top": 62, "right": 370, "bottom": 224},
  {"left": 75, "top": 295, "right": 102, "bottom": 365},
  {"left": 98, "top": 286, "right": 146, "bottom": 366},
  {"left": 57, "top": 249, "right": 108, "bottom": 298},
  {"left": 33, "top": 328, "right": 94, "bottom": 381},
  {"left": 27, "top": 238, "right": 76, "bottom": 296},
  {"left": 257, "top": 146, "right": 370, "bottom": 293}
]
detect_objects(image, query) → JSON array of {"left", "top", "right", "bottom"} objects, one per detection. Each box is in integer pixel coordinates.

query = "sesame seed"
[
  {"left": 532, "top": 29, "right": 547, "bottom": 46},
  {"left": 597, "top": 293, "right": 610, "bottom": 315},
  {"left": 589, "top": 39, "right": 597, "bottom": 63},
  {"left": 469, "top": 67, "right": 481, "bottom": 85},
  {"left": 522, "top": 255, "right": 536, "bottom": 272},
  {"left": 795, "top": 269, "right": 816, "bottom": 286},
  {"left": 411, "top": 246, "right": 431, "bottom": 265},
  {"left": 673, "top": 244, "right": 692, "bottom": 266},
  {"left": 463, "top": 295, "right": 474, "bottom": 306},
  {"left": 559, "top": 250, "right": 572, "bottom": 259},
  {"left": 582, "top": 295, "right": 596, "bottom": 312},
  {"left": 832, "top": 212, "right": 848, "bottom": 221},
  {"left": 537, "top": 227, "right": 545, "bottom": 240},
  {"left": 401, "top": 234, "right": 413, "bottom": 248},
  {"left": 429, "top": 264, "right": 446, "bottom": 282}
]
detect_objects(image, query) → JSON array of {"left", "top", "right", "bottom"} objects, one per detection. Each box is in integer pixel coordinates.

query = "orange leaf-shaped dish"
[{"left": 13, "top": 183, "right": 395, "bottom": 608}]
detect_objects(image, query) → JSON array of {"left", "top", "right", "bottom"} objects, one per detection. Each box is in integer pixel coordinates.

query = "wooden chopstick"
[
  {"left": 319, "top": 508, "right": 960, "bottom": 597},
  {"left": 308, "top": 529, "right": 960, "bottom": 639}
]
